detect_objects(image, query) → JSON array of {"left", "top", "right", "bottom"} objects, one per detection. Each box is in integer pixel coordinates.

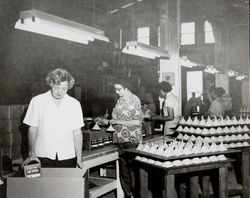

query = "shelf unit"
[
  {"left": 82, "top": 149, "right": 123, "bottom": 198},
  {"left": 89, "top": 177, "right": 118, "bottom": 198}
]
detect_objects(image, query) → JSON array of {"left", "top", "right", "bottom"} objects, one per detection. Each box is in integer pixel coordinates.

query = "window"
[
  {"left": 181, "top": 22, "right": 195, "bottom": 45},
  {"left": 204, "top": 21, "right": 215, "bottom": 43},
  {"left": 158, "top": 26, "right": 160, "bottom": 47},
  {"left": 137, "top": 27, "right": 150, "bottom": 44},
  {"left": 187, "top": 71, "right": 203, "bottom": 100}
]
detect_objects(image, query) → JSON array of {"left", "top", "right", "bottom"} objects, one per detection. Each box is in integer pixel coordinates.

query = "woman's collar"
[{"left": 120, "top": 90, "right": 132, "bottom": 101}]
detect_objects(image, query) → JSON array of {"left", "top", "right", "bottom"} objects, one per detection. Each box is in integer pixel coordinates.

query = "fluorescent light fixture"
[
  {"left": 107, "top": 9, "right": 119, "bottom": 14},
  {"left": 228, "top": 70, "right": 239, "bottom": 77},
  {"left": 228, "top": 70, "right": 248, "bottom": 80},
  {"left": 122, "top": 41, "right": 169, "bottom": 59},
  {"left": 180, "top": 56, "right": 198, "bottom": 68},
  {"left": 15, "top": 9, "right": 109, "bottom": 45},
  {"left": 204, "top": 65, "right": 220, "bottom": 74},
  {"left": 236, "top": 75, "right": 248, "bottom": 80},
  {"left": 121, "top": 3, "right": 134, "bottom": 9}
]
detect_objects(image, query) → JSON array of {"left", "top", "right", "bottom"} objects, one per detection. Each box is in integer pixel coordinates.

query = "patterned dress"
[{"left": 112, "top": 92, "right": 142, "bottom": 143}]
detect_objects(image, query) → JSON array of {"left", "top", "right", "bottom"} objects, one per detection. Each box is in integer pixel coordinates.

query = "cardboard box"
[
  {"left": 82, "top": 129, "right": 112, "bottom": 151},
  {"left": 0, "top": 120, "right": 11, "bottom": 132},
  {"left": 1, "top": 146, "right": 11, "bottom": 158},
  {"left": 11, "top": 146, "right": 22, "bottom": 160},
  {"left": 0, "top": 105, "right": 10, "bottom": 119},
  {"left": 0, "top": 105, "right": 26, "bottom": 120},
  {"left": 0, "top": 133, "right": 12, "bottom": 147},
  {"left": 7, "top": 168, "right": 86, "bottom": 198},
  {"left": 9, "top": 105, "right": 26, "bottom": 120},
  {"left": 11, "top": 131, "right": 21, "bottom": 146},
  {"left": 10, "top": 120, "right": 22, "bottom": 132}
]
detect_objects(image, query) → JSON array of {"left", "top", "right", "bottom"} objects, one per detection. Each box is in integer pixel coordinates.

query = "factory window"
[
  {"left": 204, "top": 21, "right": 215, "bottom": 43},
  {"left": 187, "top": 71, "right": 203, "bottom": 100},
  {"left": 137, "top": 27, "right": 150, "bottom": 45},
  {"left": 158, "top": 26, "right": 160, "bottom": 47},
  {"left": 181, "top": 22, "right": 195, "bottom": 45}
]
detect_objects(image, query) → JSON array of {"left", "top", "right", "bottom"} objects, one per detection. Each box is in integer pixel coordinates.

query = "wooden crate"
[
  {"left": 0, "top": 133, "right": 12, "bottom": 147},
  {"left": 0, "top": 120, "right": 11, "bottom": 132},
  {"left": 82, "top": 129, "right": 112, "bottom": 151},
  {"left": 10, "top": 119, "right": 23, "bottom": 132},
  {"left": 0, "top": 104, "right": 28, "bottom": 162},
  {"left": 0, "top": 105, "right": 26, "bottom": 120},
  {"left": 11, "top": 131, "right": 22, "bottom": 146},
  {"left": 1, "top": 146, "right": 11, "bottom": 158},
  {"left": 9, "top": 105, "right": 26, "bottom": 119},
  {"left": 11, "top": 145, "right": 22, "bottom": 160},
  {"left": 0, "top": 105, "right": 10, "bottom": 119}
]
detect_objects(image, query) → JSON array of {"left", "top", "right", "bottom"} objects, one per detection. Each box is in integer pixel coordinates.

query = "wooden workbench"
[
  {"left": 136, "top": 160, "right": 231, "bottom": 198},
  {"left": 237, "top": 146, "right": 250, "bottom": 198},
  {"left": 80, "top": 136, "right": 250, "bottom": 198},
  {"left": 125, "top": 148, "right": 238, "bottom": 198},
  {"left": 81, "top": 145, "right": 122, "bottom": 198},
  {"left": 81, "top": 134, "right": 166, "bottom": 198}
]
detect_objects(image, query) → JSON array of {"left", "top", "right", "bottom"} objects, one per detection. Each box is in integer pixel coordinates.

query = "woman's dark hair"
[
  {"left": 157, "top": 81, "right": 172, "bottom": 93},
  {"left": 113, "top": 77, "right": 131, "bottom": 90},
  {"left": 214, "top": 87, "right": 225, "bottom": 97}
]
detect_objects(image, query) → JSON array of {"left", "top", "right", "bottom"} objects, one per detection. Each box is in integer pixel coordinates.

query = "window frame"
[
  {"left": 204, "top": 20, "right": 215, "bottom": 44},
  {"left": 137, "top": 26, "right": 150, "bottom": 45},
  {"left": 181, "top": 22, "right": 195, "bottom": 45}
]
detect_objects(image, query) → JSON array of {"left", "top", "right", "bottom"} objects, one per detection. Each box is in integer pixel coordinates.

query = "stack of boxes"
[{"left": 0, "top": 105, "right": 28, "bottom": 160}]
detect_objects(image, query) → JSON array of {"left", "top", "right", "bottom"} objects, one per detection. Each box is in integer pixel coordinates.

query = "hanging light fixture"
[
  {"left": 15, "top": 9, "right": 109, "bottom": 45},
  {"left": 204, "top": 65, "right": 220, "bottom": 74},
  {"left": 228, "top": 70, "right": 248, "bottom": 80},
  {"left": 180, "top": 56, "right": 199, "bottom": 68},
  {"left": 235, "top": 74, "right": 248, "bottom": 80},
  {"left": 228, "top": 70, "right": 239, "bottom": 77},
  {"left": 236, "top": 75, "right": 248, "bottom": 81},
  {"left": 121, "top": 1, "right": 169, "bottom": 59},
  {"left": 122, "top": 41, "right": 169, "bottom": 59}
]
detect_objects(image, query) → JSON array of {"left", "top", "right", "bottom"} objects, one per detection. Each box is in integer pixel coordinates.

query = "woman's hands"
[
  {"left": 22, "top": 155, "right": 40, "bottom": 168},
  {"left": 94, "top": 117, "right": 109, "bottom": 125},
  {"left": 95, "top": 118, "right": 140, "bottom": 126},
  {"left": 109, "top": 119, "right": 118, "bottom": 125}
]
